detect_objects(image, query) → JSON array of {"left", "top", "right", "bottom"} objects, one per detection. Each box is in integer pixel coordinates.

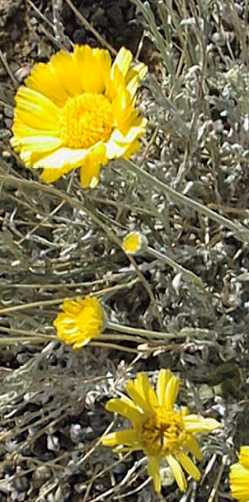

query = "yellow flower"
[
  {"left": 102, "top": 369, "right": 221, "bottom": 493},
  {"left": 230, "top": 446, "right": 249, "bottom": 502},
  {"left": 54, "top": 296, "right": 104, "bottom": 349},
  {"left": 122, "top": 231, "right": 147, "bottom": 255},
  {"left": 11, "top": 45, "right": 147, "bottom": 188}
]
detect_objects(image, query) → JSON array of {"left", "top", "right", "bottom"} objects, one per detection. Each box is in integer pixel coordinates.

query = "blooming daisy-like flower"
[
  {"left": 54, "top": 296, "right": 104, "bottom": 349},
  {"left": 229, "top": 446, "right": 249, "bottom": 501},
  {"left": 102, "top": 369, "right": 221, "bottom": 493},
  {"left": 11, "top": 45, "right": 147, "bottom": 188},
  {"left": 122, "top": 231, "right": 147, "bottom": 255}
]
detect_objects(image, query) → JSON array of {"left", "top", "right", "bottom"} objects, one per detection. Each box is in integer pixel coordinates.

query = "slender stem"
[
  {"left": 99, "top": 333, "right": 143, "bottom": 343},
  {"left": 0, "top": 174, "right": 162, "bottom": 326},
  {"left": 0, "top": 326, "right": 54, "bottom": 337},
  {"left": 0, "top": 297, "right": 72, "bottom": 315},
  {"left": 107, "top": 321, "right": 180, "bottom": 339},
  {"left": 122, "top": 160, "right": 249, "bottom": 244},
  {"left": 90, "top": 341, "right": 139, "bottom": 354},
  {"left": 107, "top": 321, "right": 215, "bottom": 340},
  {"left": 0, "top": 279, "right": 138, "bottom": 316},
  {"left": 147, "top": 246, "right": 205, "bottom": 290},
  {"left": 0, "top": 336, "right": 54, "bottom": 345}
]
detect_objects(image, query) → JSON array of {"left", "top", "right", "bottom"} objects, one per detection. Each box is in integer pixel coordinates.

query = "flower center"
[
  {"left": 140, "top": 409, "right": 187, "bottom": 456},
  {"left": 60, "top": 93, "right": 113, "bottom": 149}
]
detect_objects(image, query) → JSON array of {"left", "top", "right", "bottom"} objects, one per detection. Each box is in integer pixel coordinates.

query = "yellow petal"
[
  {"left": 61, "top": 299, "right": 83, "bottom": 315},
  {"left": 13, "top": 86, "right": 60, "bottom": 131},
  {"left": 167, "top": 455, "right": 187, "bottom": 492},
  {"left": 80, "top": 143, "right": 107, "bottom": 189},
  {"left": 72, "top": 338, "right": 91, "bottom": 349},
  {"left": 74, "top": 45, "right": 112, "bottom": 94},
  {"left": 12, "top": 121, "right": 60, "bottom": 139},
  {"left": 101, "top": 429, "right": 138, "bottom": 448},
  {"left": 240, "top": 447, "right": 249, "bottom": 469},
  {"left": 184, "top": 415, "right": 221, "bottom": 434},
  {"left": 156, "top": 369, "right": 174, "bottom": 406},
  {"left": 11, "top": 135, "right": 62, "bottom": 153},
  {"left": 112, "top": 47, "right": 133, "bottom": 78},
  {"left": 177, "top": 452, "right": 201, "bottom": 481},
  {"left": 106, "top": 65, "right": 125, "bottom": 101},
  {"left": 105, "top": 397, "right": 142, "bottom": 425},
  {"left": 135, "top": 372, "right": 158, "bottom": 408},
  {"left": 25, "top": 60, "right": 68, "bottom": 107},
  {"left": 106, "top": 120, "right": 146, "bottom": 159},
  {"left": 164, "top": 374, "right": 180, "bottom": 410},
  {"left": 126, "top": 62, "right": 147, "bottom": 97},
  {"left": 49, "top": 50, "right": 84, "bottom": 98},
  {"left": 147, "top": 456, "right": 161, "bottom": 493},
  {"left": 112, "top": 88, "right": 133, "bottom": 130},
  {"left": 230, "top": 463, "right": 249, "bottom": 501},
  {"left": 122, "top": 140, "right": 141, "bottom": 159},
  {"left": 126, "top": 379, "right": 151, "bottom": 413},
  {"left": 40, "top": 164, "right": 75, "bottom": 183},
  {"left": 184, "top": 435, "right": 203, "bottom": 461},
  {"left": 33, "top": 147, "right": 87, "bottom": 170}
]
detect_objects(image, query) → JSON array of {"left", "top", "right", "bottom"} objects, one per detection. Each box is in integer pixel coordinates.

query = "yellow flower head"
[
  {"left": 122, "top": 231, "right": 147, "bottom": 255},
  {"left": 230, "top": 446, "right": 249, "bottom": 502},
  {"left": 11, "top": 45, "right": 147, "bottom": 188},
  {"left": 102, "top": 369, "right": 221, "bottom": 493},
  {"left": 54, "top": 296, "right": 104, "bottom": 349}
]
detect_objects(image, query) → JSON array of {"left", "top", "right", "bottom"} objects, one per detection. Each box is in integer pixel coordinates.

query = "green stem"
[
  {"left": 107, "top": 321, "right": 180, "bottom": 340},
  {"left": 147, "top": 246, "right": 205, "bottom": 290},
  {"left": 90, "top": 341, "right": 139, "bottom": 354},
  {"left": 0, "top": 336, "right": 54, "bottom": 344},
  {"left": 99, "top": 333, "right": 143, "bottom": 343},
  {"left": 122, "top": 160, "right": 249, "bottom": 244},
  {"left": 107, "top": 321, "right": 215, "bottom": 341},
  {"left": 0, "top": 174, "right": 162, "bottom": 327}
]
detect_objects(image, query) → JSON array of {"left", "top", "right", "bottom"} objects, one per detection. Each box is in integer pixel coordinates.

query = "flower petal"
[
  {"left": 184, "top": 435, "right": 203, "bottom": 461},
  {"left": 11, "top": 135, "right": 62, "bottom": 154},
  {"left": 25, "top": 60, "right": 69, "bottom": 106},
  {"left": 147, "top": 456, "right": 161, "bottom": 493},
  {"left": 33, "top": 147, "right": 87, "bottom": 170},
  {"left": 167, "top": 454, "right": 187, "bottom": 492},
  {"left": 74, "top": 45, "right": 112, "bottom": 94},
  {"left": 126, "top": 379, "right": 151, "bottom": 413},
  {"left": 101, "top": 429, "right": 138, "bottom": 448},
  {"left": 80, "top": 143, "right": 107, "bottom": 188},
  {"left": 13, "top": 86, "right": 60, "bottom": 131},
  {"left": 106, "top": 120, "right": 146, "bottom": 159},
  {"left": 156, "top": 369, "right": 174, "bottom": 406},
  {"left": 49, "top": 50, "right": 83, "bottom": 98},
  {"left": 176, "top": 452, "right": 201, "bottom": 481},
  {"left": 112, "top": 47, "right": 133, "bottom": 79},
  {"left": 40, "top": 164, "right": 75, "bottom": 184},
  {"left": 184, "top": 415, "right": 221, "bottom": 434},
  {"left": 105, "top": 397, "right": 142, "bottom": 425},
  {"left": 240, "top": 447, "right": 249, "bottom": 469},
  {"left": 164, "top": 374, "right": 180, "bottom": 410},
  {"left": 126, "top": 62, "right": 147, "bottom": 98},
  {"left": 230, "top": 463, "right": 249, "bottom": 501},
  {"left": 135, "top": 372, "right": 158, "bottom": 408}
]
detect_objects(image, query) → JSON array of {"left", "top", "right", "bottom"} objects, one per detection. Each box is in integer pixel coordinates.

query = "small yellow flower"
[
  {"left": 229, "top": 446, "right": 249, "bottom": 502},
  {"left": 11, "top": 45, "right": 147, "bottom": 188},
  {"left": 102, "top": 369, "right": 221, "bottom": 493},
  {"left": 122, "top": 231, "right": 147, "bottom": 255},
  {"left": 54, "top": 296, "right": 104, "bottom": 349}
]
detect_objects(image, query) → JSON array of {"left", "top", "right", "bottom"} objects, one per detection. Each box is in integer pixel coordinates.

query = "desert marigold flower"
[
  {"left": 11, "top": 45, "right": 147, "bottom": 188},
  {"left": 122, "top": 231, "right": 147, "bottom": 255},
  {"left": 102, "top": 369, "right": 221, "bottom": 493},
  {"left": 54, "top": 296, "right": 104, "bottom": 349},
  {"left": 229, "top": 446, "right": 249, "bottom": 502}
]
